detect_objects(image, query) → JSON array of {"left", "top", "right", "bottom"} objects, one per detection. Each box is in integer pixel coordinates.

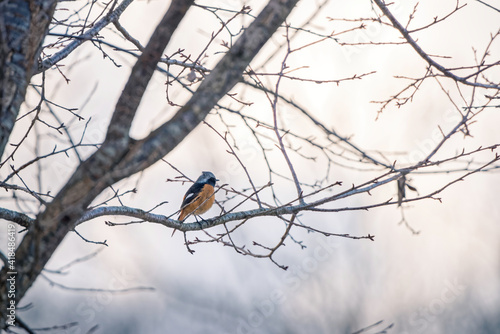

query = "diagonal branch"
[
  {"left": 242, "top": 80, "right": 390, "bottom": 168},
  {"left": 36, "top": 0, "right": 135, "bottom": 74},
  {"left": 75, "top": 151, "right": 500, "bottom": 234},
  {"left": 105, "top": 0, "right": 194, "bottom": 143},
  {"left": 0, "top": 208, "right": 34, "bottom": 229},
  {"left": 373, "top": 0, "right": 500, "bottom": 90},
  {"left": 203, "top": 121, "right": 263, "bottom": 207}
]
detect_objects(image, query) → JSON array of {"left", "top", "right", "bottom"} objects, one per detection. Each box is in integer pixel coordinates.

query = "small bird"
[{"left": 173, "top": 171, "right": 218, "bottom": 236}]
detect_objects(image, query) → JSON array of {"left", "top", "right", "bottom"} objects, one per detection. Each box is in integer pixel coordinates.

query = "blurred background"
[{"left": 1, "top": 0, "right": 499, "bottom": 333}]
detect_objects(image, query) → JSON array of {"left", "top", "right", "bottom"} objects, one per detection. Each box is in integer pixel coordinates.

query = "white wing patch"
[{"left": 182, "top": 193, "right": 196, "bottom": 208}]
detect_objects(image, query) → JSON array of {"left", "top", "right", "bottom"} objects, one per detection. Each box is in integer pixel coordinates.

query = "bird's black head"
[{"left": 196, "top": 171, "right": 217, "bottom": 186}]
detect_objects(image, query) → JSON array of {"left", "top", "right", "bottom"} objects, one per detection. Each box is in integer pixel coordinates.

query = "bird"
[{"left": 173, "top": 171, "right": 218, "bottom": 236}]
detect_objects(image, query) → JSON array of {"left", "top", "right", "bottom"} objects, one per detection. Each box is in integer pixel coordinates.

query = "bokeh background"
[{"left": 1, "top": 0, "right": 499, "bottom": 333}]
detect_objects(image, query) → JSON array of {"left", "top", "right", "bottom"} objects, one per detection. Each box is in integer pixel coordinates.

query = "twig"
[
  {"left": 73, "top": 228, "right": 108, "bottom": 246},
  {"left": 40, "top": 273, "right": 154, "bottom": 293},
  {"left": 373, "top": 0, "right": 500, "bottom": 89},
  {"left": 270, "top": 24, "right": 305, "bottom": 204},
  {"left": 37, "top": 0, "right": 135, "bottom": 73},
  {"left": 44, "top": 247, "right": 106, "bottom": 274},
  {"left": 203, "top": 120, "right": 263, "bottom": 207}
]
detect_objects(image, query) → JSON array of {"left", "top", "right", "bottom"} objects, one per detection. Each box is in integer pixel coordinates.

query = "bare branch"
[
  {"left": 203, "top": 121, "right": 263, "bottom": 207},
  {"left": 0, "top": 208, "right": 35, "bottom": 229},
  {"left": 40, "top": 273, "right": 154, "bottom": 293},
  {"left": 37, "top": 0, "right": 135, "bottom": 73},
  {"left": 373, "top": 0, "right": 500, "bottom": 89}
]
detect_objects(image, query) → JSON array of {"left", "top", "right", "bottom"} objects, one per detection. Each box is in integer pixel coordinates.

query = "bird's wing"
[{"left": 180, "top": 182, "right": 204, "bottom": 209}]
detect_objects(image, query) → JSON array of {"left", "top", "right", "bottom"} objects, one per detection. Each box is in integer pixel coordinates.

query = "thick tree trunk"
[
  {"left": 0, "top": 0, "right": 58, "bottom": 159},
  {"left": 0, "top": 0, "right": 58, "bottom": 327}
]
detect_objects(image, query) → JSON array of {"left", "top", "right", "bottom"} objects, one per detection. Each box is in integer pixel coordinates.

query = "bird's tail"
[{"left": 171, "top": 211, "right": 185, "bottom": 237}]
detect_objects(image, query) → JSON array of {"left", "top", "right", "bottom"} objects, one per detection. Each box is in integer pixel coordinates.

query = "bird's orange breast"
[{"left": 178, "top": 184, "right": 215, "bottom": 221}]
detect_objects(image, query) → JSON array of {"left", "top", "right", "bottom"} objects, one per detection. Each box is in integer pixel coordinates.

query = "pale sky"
[{"left": 1, "top": 1, "right": 499, "bottom": 333}]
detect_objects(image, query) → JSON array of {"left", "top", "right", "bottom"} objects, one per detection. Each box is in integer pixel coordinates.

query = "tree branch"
[
  {"left": 36, "top": 0, "right": 135, "bottom": 74},
  {"left": 75, "top": 150, "right": 499, "bottom": 236},
  {"left": 104, "top": 0, "right": 195, "bottom": 144},
  {"left": 0, "top": 208, "right": 34, "bottom": 229},
  {"left": 372, "top": 0, "right": 500, "bottom": 90}
]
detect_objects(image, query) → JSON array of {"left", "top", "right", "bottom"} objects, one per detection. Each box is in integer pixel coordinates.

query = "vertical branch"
[{"left": 270, "top": 24, "right": 305, "bottom": 204}]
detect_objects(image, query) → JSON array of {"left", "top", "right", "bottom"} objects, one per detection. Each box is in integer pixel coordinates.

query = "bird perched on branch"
[{"left": 173, "top": 171, "right": 218, "bottom": 236}]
